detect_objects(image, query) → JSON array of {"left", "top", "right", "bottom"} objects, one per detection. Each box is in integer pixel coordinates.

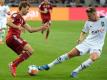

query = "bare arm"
[
  {"left": 23, "top": 23, "right": 49, "bottom": 33},
  {"left": 49, "top": 9, "right": 52, "bottom": 13},
  {"left": 39, "top": 9, "right": 47, "bottom": 14},
  {"left": 77, "top": 31, "right": 87, "bottom": 44},
  {"left": 7, "top": 18, "right": 21, "bottom": 30},
  {"left": 39, "top": 8, "right": 52, "bottom": 14}
]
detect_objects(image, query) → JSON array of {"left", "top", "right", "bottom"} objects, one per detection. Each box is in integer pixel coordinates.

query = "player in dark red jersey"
[
  {"left": 6, "top": 2, "right": 49, "bottom": 77},
  {"left": 39, "top": 0, "right": 53, "bottom": 40}
]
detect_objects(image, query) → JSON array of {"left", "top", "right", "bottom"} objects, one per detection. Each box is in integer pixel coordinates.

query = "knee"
[
  {"left": 68, "top": 48, "right": 80, "bottom": 58},
  {"left": 24, "top": 44, "right": 34, "bottom": 54},
  {"left": 91, "top": 55, "right": 100, "bottom": 61},
  {"left": 29, "top": 49, "right": 34, "bottom": 54}
]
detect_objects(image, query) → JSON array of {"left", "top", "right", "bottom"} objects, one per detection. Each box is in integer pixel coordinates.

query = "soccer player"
[
  {"left": 6, "top": 2, "right": 49, "bottom": 77},
  {"left": 38, "top": 7, "right": 107, "bottom": 77},
  {"left": 0, "top": 0, "right": 10, "bottom": 44},
  {"left": 39, "top": 0, "right": 53, "bottom": 40}
]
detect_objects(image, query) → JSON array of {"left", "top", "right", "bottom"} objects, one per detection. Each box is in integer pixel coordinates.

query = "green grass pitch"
[{"left": 0, "top": 21, "right": 107, "bottom": 80}]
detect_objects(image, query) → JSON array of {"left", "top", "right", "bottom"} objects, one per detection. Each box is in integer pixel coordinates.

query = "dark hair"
[
  {"left": 19, "top": 2, "right": 30, "bottom": 10},
  {"left": 86, "top": 7, "right": 96, "bottom": 13}
]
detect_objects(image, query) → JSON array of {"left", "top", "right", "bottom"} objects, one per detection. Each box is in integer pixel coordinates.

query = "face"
[
  {"left": 0, "top": 1, "right": 4, "bottom": 6},
  {"left": 21, "top": 6, "right": 29, "bottom": 15},
  {"left": 87, "top": 12, "right": 98, "bottom": 21}
]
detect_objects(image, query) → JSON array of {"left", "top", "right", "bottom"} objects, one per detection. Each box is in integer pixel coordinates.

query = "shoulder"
[
  {"left": 99, "top": 16, "right": 107, "bottom": 22},
  {"left": 41, "top": 2, "right": 44, "bottom": 5},
  {"left": 48, "top": 2, "right": 52, "bottom": 5},
  {"left": 83, "top": 20, "right": 91, "bottom": 27},
  {"left": 100, "top": 16, "right": 105, "bottom": 18},
  {"left": 2, "top": 5, "right": 8, "bottom": 9},
  {"left": 4, "top": 5, "right": 9, "bottom": 8},
  {"left": 85, "top": 20, "right": 90, "bottom": 24},
  {"left": 39, "top": 2, "right": 44, "bottom": 7}
]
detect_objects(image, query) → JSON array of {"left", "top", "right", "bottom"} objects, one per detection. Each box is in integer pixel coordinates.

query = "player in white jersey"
[
  {"left": 37, "top": 7, "right": 107, "bottom": 77},
  {"left": 0, "top": 0, "right": 10, "bottom": 44}
]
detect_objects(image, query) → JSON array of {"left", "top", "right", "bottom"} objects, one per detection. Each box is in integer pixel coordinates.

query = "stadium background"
[{"left": 0, "top": 0, "right": 107, "bottom": 80}]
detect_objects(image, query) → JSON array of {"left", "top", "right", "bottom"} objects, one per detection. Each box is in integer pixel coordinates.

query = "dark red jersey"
[
  {"left": 39, "top": 1, "right": 52, "bottom": 18},
  {"left": 6, "top": 13, "right": 26, "bottom": 39},
  {"left": 6, "top": 13, "right": 27, "bottom": 55}
]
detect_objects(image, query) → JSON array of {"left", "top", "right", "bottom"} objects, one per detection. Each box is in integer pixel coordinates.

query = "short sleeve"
[
  {"left": 82, "top": 21, "right": 89, "bottom": 33},
  {"left": 11, "top": 13, "right": 26, "bottom": 26}
]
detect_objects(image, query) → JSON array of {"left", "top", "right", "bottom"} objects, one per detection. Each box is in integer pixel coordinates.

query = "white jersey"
[
  {"left": 82, "top": 17, "right": 107, "bottom": 50},
  {"left": 0, "top": 5, "right": 10, "bottom": 28}
]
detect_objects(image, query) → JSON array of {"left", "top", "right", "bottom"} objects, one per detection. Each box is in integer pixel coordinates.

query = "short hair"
[
  {"left": 86, "top": 7, "right": 96, "bottom": 13},
  {"left": 19, "top": 2, "right": 30, "bottom": 11}
]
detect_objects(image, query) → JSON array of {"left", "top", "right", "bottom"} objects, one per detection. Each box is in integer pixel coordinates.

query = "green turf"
[{"left": 0, "top": 21, "right": 107, "bottom": 80}]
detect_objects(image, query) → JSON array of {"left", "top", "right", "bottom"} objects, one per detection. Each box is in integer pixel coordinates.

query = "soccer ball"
[{"left": 28, "top": 65, "right": 39, "bottom": 76}]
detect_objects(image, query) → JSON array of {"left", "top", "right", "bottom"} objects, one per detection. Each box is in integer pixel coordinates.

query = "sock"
[
  {"left": 1, "top": 29, "right": 5, "bottom": 41},
  {"left": 45, "top": 29, "right": 50, "bottom": 39},
  {"left": 48, "top": 53, "right": 69, "bottom": 68},
  {"left": 0, "top": 30, "right": 2, "bottom": 42},
  {"left": 12, "top": 51, "right": 32, "bottom": 67},
  {"left": 73, "top": 59, "right": 93, "bottom": 73},
  {"left": 0, "top": 29, "right": 5, "bottom": 42}
]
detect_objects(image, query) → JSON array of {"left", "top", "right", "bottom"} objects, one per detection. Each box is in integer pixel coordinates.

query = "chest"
[
  {"left": 88, "top": 20, "right": 106, "bottom": 33},
  {"left": 14, "top": 17, "right": 24, "bottom": 25},
  {"left": 41, "top": 4, "right": 51, "bottom": 10},
  {"left": 19, "top": 18, "right": 24, "bottom": 24}
]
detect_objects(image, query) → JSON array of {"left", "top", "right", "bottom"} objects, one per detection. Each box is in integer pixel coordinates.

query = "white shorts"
[{"left": 76, "top": 42, "right": 101, "bottom": 56}]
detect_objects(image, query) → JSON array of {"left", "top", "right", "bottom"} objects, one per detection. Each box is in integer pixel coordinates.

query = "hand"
[
  {"left": 77, "top": 39, "right": 82, "bottom": 44},
  {"left": 41, "top": 23, "right": 49, "bottom": 31},
  {"left": 44, "top": 9, "right": 48, "bottom": 13},
  {"left": 44, "top": 11, "right": 48, "bottom": 13}
]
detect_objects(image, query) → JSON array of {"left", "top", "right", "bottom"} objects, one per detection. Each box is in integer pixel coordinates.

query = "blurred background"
[
  {"left": 5, "top": 0, "right": 107, "bottom": 7},
  {"left": 5, "top": 0, "right": 107, "bottom": 21}
]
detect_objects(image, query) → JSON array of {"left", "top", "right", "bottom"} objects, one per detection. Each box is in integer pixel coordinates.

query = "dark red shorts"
[
  {"left": 6, "top": 35, "right": 27, "bottom": 55},
  {"left": 42, "top": 19, "right": 51, "bottom": 24},
  {"left": 41, "top": 15, "right": 51, "bottom": 24}
]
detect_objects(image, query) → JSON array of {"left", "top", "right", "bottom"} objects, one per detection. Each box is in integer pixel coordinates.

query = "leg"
[
  {"left": 45, "top": 20, "right": 51, "bottom": 40},
  {"left": 45, "top": 19, "right": 51, "bottom": 39},
  {"left": 0, "top": 29, "right": 2, "bottom": 44},
  {"left": 45, "top": 28, "right": 50, "bottom": 39},
  {"left": 41, "top": 20, "right": 45, "bottom": 34},
  {"left": 38, "top": 48, "right": 80, "bottom": 70},
  {"left": 0, "top": 23, "right": 3, "bottom": 44},
  {"left": 41, "top": 20, "right": 51, "bottom": 40},
  {"left": 0, "top": 29, "right": 5, "bottom": 44},
  {"left": 71, "top": 52, "right": 100, "bottom": 77},
  {"left": 41, "top": 29, "right": 44, "bottom": 34},
  {"left": 9, "top": 43, "right": 33, "bottom": 77},
  {"left": 1, "top": 22, "right": 7, "bottom": 43},
  {"left": 12, "top": 44, "right": 33, "bottom": 67},
  {"left": 1, "top": 29, "right": 6, "bottom": 42}
]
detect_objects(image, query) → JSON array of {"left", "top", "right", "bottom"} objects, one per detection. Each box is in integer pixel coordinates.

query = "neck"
[
  {"left": 89, "top": 16, "right": 99, "bottom": 22},
  {"left": 0, "top": 2, "right": 4, "bottom": 5},
  {"left": 44, "top": 1, "right": 48, "bottom": 4},
  {"left": 94, "top": 16, "right": 99, "bottom": 21},
  {"left": 19, "top": 11, "right": 23, "bottom": 16}
]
